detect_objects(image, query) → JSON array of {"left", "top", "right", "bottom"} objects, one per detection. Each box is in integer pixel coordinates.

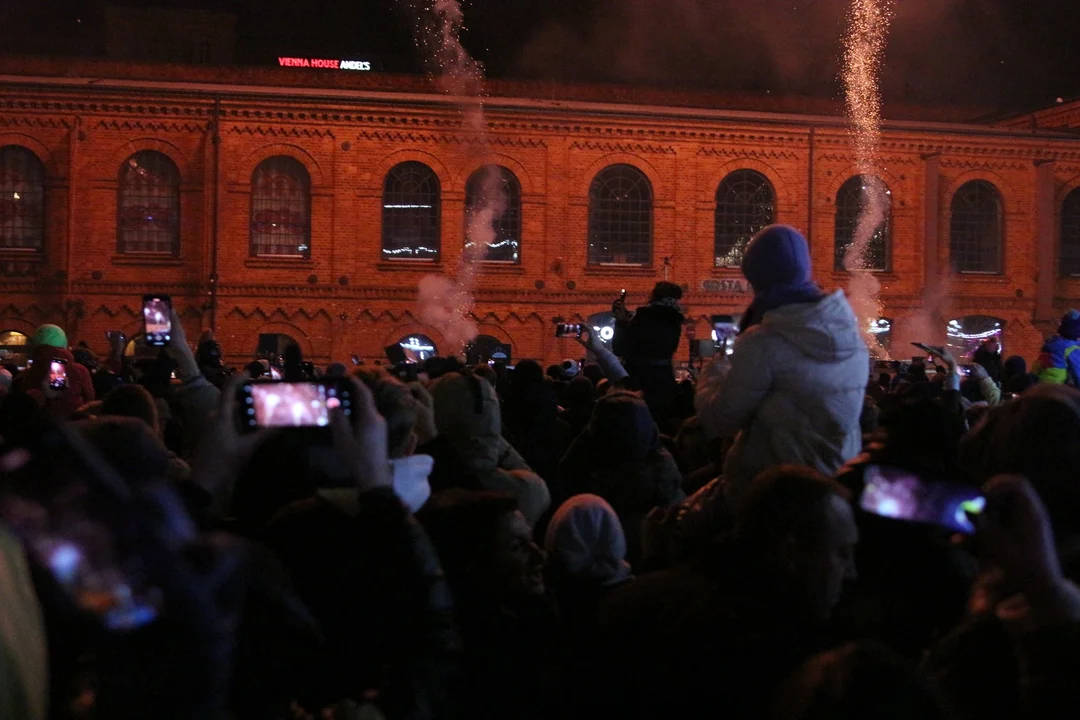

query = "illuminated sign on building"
[{"left": 278, "top": 57, "right": 372, "bottom": 71}]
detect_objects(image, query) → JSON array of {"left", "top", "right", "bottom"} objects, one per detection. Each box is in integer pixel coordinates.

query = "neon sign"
[{"left": 278, "top": 57, "right": 372, "bottom": 71}]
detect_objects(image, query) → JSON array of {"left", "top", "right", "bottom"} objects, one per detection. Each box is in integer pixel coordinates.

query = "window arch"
[
  {"left": 1061, "top": 187, "right": 1080, "bottom": 277},
  {"left": 950, "top": 180, "right": 1003, "bottom": 274},
  {"left": 834, "top": 175, "right": 891, "bottom": 271},
  {"left": 947, "top": 315, "right": 1004, "bottom": 357},
  {"left": 250, "top": 156, "right": 311, "bottom": 258},
  {"left": 0, "top": 330, "right": 29, "bottom": 367},
  {"left": 117, "top": 150, "right": 180, "bottom": 254},
  {"left": 587, "top": 164, "right": 652, "bottom": 266},
  {"left": 714, "top": 169, "right": 775, "bottom": 268},
  {"left": 0, "top": 146, "right": 45, "bottom": 251},
  {"left": 465, "top": 166, "right": 521, "bottom": 263},
  {"left": 382, "top": 161, "right": 440, "bottom": 260},
  {"left": 465, "top": 334, "right": 511, "bottom": 365}
]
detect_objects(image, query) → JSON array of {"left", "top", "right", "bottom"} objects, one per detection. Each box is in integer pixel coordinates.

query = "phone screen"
[
  {"left": 555, "top": 323, "right": 583, "bottom": 338},
  {"left": 241, "top": 381, "right": 352, "bottom": 429},
  {"left": 142, "top": 295, "right": 172, "bottom": 347},
  {"left": 860, "top": 464, "right": 985, "bottom": 534},
  {"left": 49, "top": 359, "right": 68, "bottom": 389}
]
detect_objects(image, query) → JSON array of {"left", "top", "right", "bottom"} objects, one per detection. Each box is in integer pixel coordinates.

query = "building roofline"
[{"left": 0, "top": 56, "right": 1076, "bottom": 142}]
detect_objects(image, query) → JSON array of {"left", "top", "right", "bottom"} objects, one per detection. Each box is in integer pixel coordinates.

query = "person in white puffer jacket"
[{"left": 695, "top": 224, "right": 869, "bottom": 507}]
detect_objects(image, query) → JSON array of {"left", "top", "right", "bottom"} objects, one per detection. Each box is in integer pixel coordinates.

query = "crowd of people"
[{"left": 1, "top": 223, "right": 1080, "bottom": 719}]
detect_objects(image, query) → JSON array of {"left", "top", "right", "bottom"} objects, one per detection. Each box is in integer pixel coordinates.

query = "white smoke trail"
[
  {"left": 406, "top": 0, "right": 504, "bottom": 352},
  {"left": 842, "top": 0, "right": 893, "bottom": 358}
]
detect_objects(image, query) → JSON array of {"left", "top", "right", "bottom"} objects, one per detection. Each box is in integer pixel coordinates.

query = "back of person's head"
[
  {"left": 430, "top": 371, "right": 500, "bottom": 442},
  {"left": 741, "top": 225, "right": 813, "bottom": 294},
  {"left": 736, "top": 466, "right": 857, "bottom": 621},
  {"left": 0, "top": 367, "right": 11, "bottom": 395},
  {"left": 545, "top": 364, "right": 565, "bottom": 382},
  {"left": 1059, "top": 309, "right": 1080, "bottom": 341},
  {"left": 324, "top": 361, "right": 347, "bottom": 378},
  {"left": 72, "top": 347, "right": 97, "bottom": 372},
  {"left": 418, "top": 489, "right": 543, "bottom": 606},
  {"left": 563, "top": 375, "right": 597, "bottom": 409},
  {"left": 71, "top": 417, "right": 169, "bottom": 488},
  {"left": 561, "top": 358, "right": 580, "bottom": 379},
  {"left": 544, "top": 494, "right": 631, "bottom": 589},
  {"left": 353, "top": 367, "right": 418, "bottom": 458},
  {"left": 513, "top": 359, "right": 544, "bottom": 387},
  {"left": 876, "top": 395, "right": 965, "bottom": 478},
  {"left": 244, "top": 360, "right": 265, "bottom": 379},
  {"left": 101, "top": 384, "right": 160, "bottom": 434},
  {"left": 770, "top": 642, "right": 950, "bottom": 720},
  {"left": 960, "top": 384, "right": 1080, "bottom": 540},
  {"left": 31, "top": 324, "right": 67, "bottom": 349},
  {"left": 651, "top": 281, "right": 683, "bottom": 302},
  {"left": 582, "top": 362, "right": 604, "bottom": 386},
  {"left": 472, "top": 364, "right": 496, "bottom": 386},
  {"left": 1003, "top": 355, "right": 1027, "bottom": 378},
  {"left": 588, "top": 390, "right": 659, "bottom": 461}
]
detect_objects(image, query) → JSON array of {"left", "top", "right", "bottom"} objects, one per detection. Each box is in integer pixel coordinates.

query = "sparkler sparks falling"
[{"left": 842, "top": 0, "right": 893, "bottom": 358}]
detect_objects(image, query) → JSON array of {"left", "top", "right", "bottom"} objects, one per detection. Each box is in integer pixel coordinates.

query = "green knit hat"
[{"left": 31, "top": 324, "right": 67, "bottom": 349}]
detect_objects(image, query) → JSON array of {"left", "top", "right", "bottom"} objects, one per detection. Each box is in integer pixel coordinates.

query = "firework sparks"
[
  {"left": 401, "top": 0, "right": 501, "bottom": 351},
  {"left": 842, "top": 0, "right": 893, "bottom": 357}
]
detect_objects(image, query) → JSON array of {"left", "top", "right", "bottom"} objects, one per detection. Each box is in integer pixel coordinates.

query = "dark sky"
[{"left": 4, "top": 0, "right": 1080, "bottom": 112}]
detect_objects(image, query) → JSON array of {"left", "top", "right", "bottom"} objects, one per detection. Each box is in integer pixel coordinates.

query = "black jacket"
[
  {"left": 612, "top": 303, "right": 684, "bottom": 364},
  {"left": 265, "top": 487, "right": 461, "bottom": 718}
]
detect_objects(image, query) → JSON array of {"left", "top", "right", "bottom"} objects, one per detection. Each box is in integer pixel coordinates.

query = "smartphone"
[
  {"left": 711, "top": 314, "right": 738, "bottom": 352},
  {"left": 238, "top": 378, "right": 354, "bottom": 431},
  {"left": 49, "top": 358, "right": 68, "bottom": 390},
  {"left": 0, "top": 424, "right": 165, "bottom": 630},
  {"left": 957, "top": 365, "right": 973, "bottom": 377},
  {"left": 860, "top": 464, "right": 985, "bottom": 534},
  {"left": 142, "top": 294, "right": 172, "bottom": 347},
  {"left": 556, "top": 323, "right": 583, "bottom": 339}
]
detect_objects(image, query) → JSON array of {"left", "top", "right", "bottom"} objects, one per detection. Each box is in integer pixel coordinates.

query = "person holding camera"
[{"left": 611, "top": 281, "right": 685, "bottom": 423}]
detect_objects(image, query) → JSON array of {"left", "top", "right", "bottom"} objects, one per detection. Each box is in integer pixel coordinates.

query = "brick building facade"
[{"left": 1, "top": 57, "right": 1079, "bottom": 368}]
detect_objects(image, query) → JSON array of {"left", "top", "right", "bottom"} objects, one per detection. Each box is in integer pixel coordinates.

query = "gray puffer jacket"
[{"left": 695, "top": 290, "right": 869, "bottom": 504}]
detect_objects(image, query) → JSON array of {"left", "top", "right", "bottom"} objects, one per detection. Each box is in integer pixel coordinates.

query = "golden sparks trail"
[{"left": 842, "top": 0, "right": 893, "bottom": 357}]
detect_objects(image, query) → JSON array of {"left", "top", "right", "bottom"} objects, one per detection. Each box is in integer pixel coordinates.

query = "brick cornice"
[{"left": 356, "top": 128, "right": 545, "bottom": 148}]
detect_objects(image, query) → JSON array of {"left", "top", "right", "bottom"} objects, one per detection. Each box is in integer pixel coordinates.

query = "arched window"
[
  {"left": 0, "top": 330, "right": 29, "bottom": 367},
  {"left": 256, "top": 333, "right": 300, "bottom": 360},
  {"left": 0, "top": 146, "right": 45, "bottom": 251},
  {"left": 950, "top": 180, "right": 1003, "bottom": 274},
  {"left": 946, "top": 315, "right": 1004, "bottom": 358},
  {"left": 250, "top": 156, "right": 311, "bottom": 258},
  {"left": 588, "top": 164, "right": 652, "bottom": 266},
  {"left": 117, "top": 151, "right": 180, "bottom": 254},
  {"left": 465, "top": 166, "right": 521, "bottom": 263},
  {"left": 834, "top": 175, "right": 891, "bottom": 271},
  {"left": 1061, "top": 187, "right": 1080, "bottom": 277},
  {"left": 382, "top": 162, "right": 440, "bottom": 260},
  {"left": 714, "top": 169, "right": 774, "bottom": 267},
  {"left": 398, "top": 334, "right": 437, "bottom": 363},
  {"left": 465, "top": 334, "right": 511, "bottom": 365}
]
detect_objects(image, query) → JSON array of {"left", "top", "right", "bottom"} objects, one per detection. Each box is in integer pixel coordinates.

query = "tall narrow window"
[
  {"left": 250, "top": 156, "right": 311, "bottom": 258},
  {"left": 587, "top": 164, "right": 652, "bottom": 265},
  {"left": 834, "top": 175, "right": 892, "bottom": 271},
  {"left": 950, "top": 180, "right": 1003, "bottom": 274},
  {"left": 382, "top": 162, "right": 440, "bottom": 260},
  {"left": 714, "top": 169, "right": 774, "bottom": 267},
  {"left": 0, "top": 146, "right": 45, "bottom": 251},
  {"left": 1061, "top": 187, "right": 1080, "bottom": 277},
  {"left": 465, "top": 166, "right": 521, "bottom": 263},
  {"left": 118, "top": 151, "right": 180, "bottom": 254}
]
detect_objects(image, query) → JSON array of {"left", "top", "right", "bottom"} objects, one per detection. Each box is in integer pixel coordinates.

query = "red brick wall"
[{"left": 1, "top": 65, "right": 1079, "bottom": 371}]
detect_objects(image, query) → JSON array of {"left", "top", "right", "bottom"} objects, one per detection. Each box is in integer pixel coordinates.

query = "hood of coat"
[{"left": 761, "top": 290, "right": 866, "bottom": 363}]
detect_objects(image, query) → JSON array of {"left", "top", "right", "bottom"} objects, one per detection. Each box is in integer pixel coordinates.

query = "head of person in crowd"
[
  {"left": 30, "top": 323, "right": 67, "bottom": 350},
  {"left": 324, "top": 362, "right": 348, "bottom": 378},
  {"left": 71, "top": 416, "right": 170, "bottom": 490},
  {"left": 582, "top": 362, "right": 604, "bottom": 387},
  {"left": 472, "top": 363, "right": 497, "bottom": 386},
  {"left": 196, "top": 331, "right": 224, "bottom": 369},
  {"left": 419, "top": 489, "right": 546, "bottom": 611},
  {"left": 586, "top": 390, "right": 661, "bottom": 463},
  {"left": 734, "top": 466, "right": 858, "bottom": 622},
  {"left": 544, "top": 494, "right": 631, "bottom": 594},
  {"left": 100, "top": 383, "right": 160, "bottom": 436},
  {"left": 71, "top": 347, "right": 97, "bottom": 373},
  {"left": 561, "top": 359, "right": 580, "bottom": 380},
  {"left": 770, "top": 642, "right": 950, "bottom": 720},
  {"left": 0, "top": 367, "right": 11, "bottom": 397},
  {"left": 972, "top": 340, "right": 1003, "bottom": 383},
  {"left": 649, "top": 280, "right": 683, "bottom": 307},
  {"left": 739, "top": 225, "right": 824, "bottom": 332},
  {"left": 546, "top": 363, "right": 565, "bottom": 382},
  {"left": 960, "top": 384, "right": 1080, "bottom": 551}
]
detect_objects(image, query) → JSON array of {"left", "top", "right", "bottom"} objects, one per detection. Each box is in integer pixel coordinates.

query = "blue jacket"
[{"left": 1033, "top": 334, "right": 1080, "bottom": 385}]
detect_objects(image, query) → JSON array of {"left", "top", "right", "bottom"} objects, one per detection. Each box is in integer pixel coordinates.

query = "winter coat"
[
  {"left": 695, "top": 290, "right": 869, "bottom": 502},
  {"left": 430, "top": 373, "right": 550, "bottom": 523},
  {"left": 1033, "top": 334, "right": 1080, "bottom": 385},
  {"left": 266, "top": 487, "right": 461, "bottom": 717},
  {"left": 613, "top": 301, "right": 684, "bottom": 418},
  {"left": 0, "top": 528, "right": 47, "bottom": 720}
]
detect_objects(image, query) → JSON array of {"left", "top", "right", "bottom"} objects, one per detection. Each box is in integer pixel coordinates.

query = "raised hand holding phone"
[{"left": 329, "top": 376, "right": 391, "bottom": 492}]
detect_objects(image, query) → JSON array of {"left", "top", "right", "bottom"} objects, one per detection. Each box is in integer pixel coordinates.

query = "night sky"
[{"left": 4, "top": 0, "right": 1080, "bottom": 113}]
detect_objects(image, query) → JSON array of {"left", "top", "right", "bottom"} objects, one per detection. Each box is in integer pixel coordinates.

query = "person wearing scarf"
[{"left": 695, "top": 225, "right": 869, "bottom": 507}]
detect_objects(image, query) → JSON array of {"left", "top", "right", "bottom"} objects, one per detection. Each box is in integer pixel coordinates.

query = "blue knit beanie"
[
  {"left": 741, "top": 225, "right": 813, "bottom": 295},
  {"left": 1059, "top": 309, "right": 1080, "bottom": 341}
]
